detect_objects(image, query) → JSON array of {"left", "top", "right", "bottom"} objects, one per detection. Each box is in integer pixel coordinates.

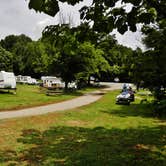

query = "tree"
[
  {"left": 27, "top": 0, "right": 165, "bottom": 34},
  {"left": 0, "top": 46, "right": 13, "bottom": 72},
  {"left": 42, "top": 24, "right": 110, "bottom": 89},
  {"left": 76, "top": 41, "right": 110, "bottom": 84},
  {"left": 42, "top": 24, "right": 80, "bottom": 89},
  {"left": 109, "top": 45, "right": 134, "bottom": 81},
  {"left": 134, "top": 21, "right": 166, "bottom": 100},
  {"left": 0, "top": 34, "right": 32, "bottom": 52},
  {"left": 22, "top": 41, "right": 50, "bottom": 78},
  {"left": 0, "top": 34, "right": 32, "bottom": 75}
]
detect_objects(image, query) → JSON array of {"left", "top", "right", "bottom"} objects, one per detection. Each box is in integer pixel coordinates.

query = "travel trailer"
[
  {"left": 16, "top": 75, "right": 37, "bottom": 84},
  {"left": 41, "top": 76, "right": 65, "bottom": 89},
  {"left": 0, "top": 71, "right": 16, "bottom": 89}
]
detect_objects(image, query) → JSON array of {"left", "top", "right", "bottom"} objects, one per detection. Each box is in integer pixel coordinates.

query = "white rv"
[
  {"left": 16, "top": 75, "right": 37, "bottom": 85},
  {"left": 0, "top": 71, "right": 16, "bottom": 89},
  {"left": 41, "top": 76, "right": 65, "bottom": 89}
]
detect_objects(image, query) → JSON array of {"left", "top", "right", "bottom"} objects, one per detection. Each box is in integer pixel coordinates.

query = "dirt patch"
[{"left": 66, "top": 120, "right": 88, "bottom": 127}]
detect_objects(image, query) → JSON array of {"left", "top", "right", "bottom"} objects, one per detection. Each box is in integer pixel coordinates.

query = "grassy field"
[
  {"left": 0, "top": 90, "right": 165, "bottom": 165},
  {"left": 0, "top": 84, "right": 99, "bottom": 111}
]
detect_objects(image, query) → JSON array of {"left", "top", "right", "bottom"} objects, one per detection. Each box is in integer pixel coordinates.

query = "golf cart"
[{"left": 116, "top": 84, "right": 135, "bottom": 105}]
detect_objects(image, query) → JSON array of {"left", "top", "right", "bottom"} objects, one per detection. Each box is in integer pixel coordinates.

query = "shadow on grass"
[
  {"left": 0, "top": 90, "right": 16, "bottom": 95},
  {"left": 0, "top": 126, "right": 166, "bottom": 165}
]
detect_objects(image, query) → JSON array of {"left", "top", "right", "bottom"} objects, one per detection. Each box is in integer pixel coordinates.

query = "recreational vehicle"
[
  {"left": 0, "top": 71, "right": 16, "bottom": 89},
  {"left": 41, "top": 76, "right": 65, "bottom": 89},
  {"left": 16, "top": 75, "right": 37, "bottom": 84}
]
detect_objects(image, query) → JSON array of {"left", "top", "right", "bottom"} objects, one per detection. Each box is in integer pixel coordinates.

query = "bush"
[{"left": 154, "top": 99, "right": 166, "bottom": 117}]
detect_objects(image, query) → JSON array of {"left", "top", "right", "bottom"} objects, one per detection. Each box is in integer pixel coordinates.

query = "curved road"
[{"left": 0, "top": 83, "right": 123, "bottom": 120}]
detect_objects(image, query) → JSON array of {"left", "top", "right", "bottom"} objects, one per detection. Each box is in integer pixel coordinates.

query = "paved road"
[{"left": 0, "top": 83, "right": 123, "bottom": 120}]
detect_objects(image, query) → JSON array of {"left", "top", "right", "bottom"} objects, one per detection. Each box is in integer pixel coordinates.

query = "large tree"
[
  {"left": 133, "top": 21, "right": 166, "bottom": 100},
  {"left": 42, "top": 24, "right": 109, "bottom": 88}
]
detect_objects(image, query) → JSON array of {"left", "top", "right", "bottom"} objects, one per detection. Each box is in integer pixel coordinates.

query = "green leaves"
[
  {"left": 29, "top": 0, "right": 59, "bottom": 16},
  {"left": 122, "top": 0, "right": 142, "bottom": 7},
  {"left": 138, "top": 13, "right": 153, "bottom": 24},
  {"left": 27, "top": 0, "right": 165, "bottom": 35},
  {"left": 0, "top": 46, "right": 13, "bottom": 72},
  {"left": 28, "top": 0, "right": 43, "bottom": 11},
  {"left": 104, "top": 0, "right": 116, "bottom": 7},
  {"left": 115, "top": 16, "right": 128, "bottom": 34},
  {"left": 118, "top": 23, "right": 128, "bottom": 34}
]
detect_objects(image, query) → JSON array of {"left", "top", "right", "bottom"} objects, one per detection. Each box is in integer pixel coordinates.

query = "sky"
[{"left": 0, "top": 0, "right": 144, "bottom": 50}]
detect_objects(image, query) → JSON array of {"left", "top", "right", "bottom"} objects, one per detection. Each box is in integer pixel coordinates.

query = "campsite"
[{"left": 0, "top": 0, "right": 165, "bottom": 165}]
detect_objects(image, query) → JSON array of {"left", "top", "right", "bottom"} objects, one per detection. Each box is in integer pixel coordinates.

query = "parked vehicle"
[
  {"left": 116, "top": 91, "right": 131, "bottom": 105},
  {"left": 41, "top": 76, "right": 65, "bottom": 89},
  {"left": 16, "top": 75, "right": 37, "bottom": 85},
  {"left": 68, "top": 82, "right": 77, "bottom": 89},
  {"left": 116, "top": 85, "right": 135, "bottom": 105},
  {"left": 0, "top": 71, "right": 16, "bottom": 89}
]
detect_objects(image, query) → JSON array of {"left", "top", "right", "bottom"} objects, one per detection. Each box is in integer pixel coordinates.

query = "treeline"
[
  {"left": 0, "top": 23, "right": 137, "bottom": 86},
  {"left": 0, "top": 21, "right": 166, "bottom": 115}
]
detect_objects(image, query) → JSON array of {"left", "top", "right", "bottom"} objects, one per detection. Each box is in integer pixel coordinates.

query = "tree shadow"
[{"left": 0, "top": 125, "right": 166, "bottom": 165}]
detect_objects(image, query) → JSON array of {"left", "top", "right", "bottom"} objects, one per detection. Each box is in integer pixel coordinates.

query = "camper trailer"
[
  {"left": 0, "top": 71, "right": 16, "bottom": 89},
  {"left": 41, "top": 76, "right": 65, "bottom": 89},
  {"left": 16, "top": 75, "right": 37, "bottom": 85}
]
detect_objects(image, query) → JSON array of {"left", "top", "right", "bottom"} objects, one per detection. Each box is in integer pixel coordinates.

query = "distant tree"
[
  {"left": 0, "top": 34, "right": 32, "bottom": 75},
  {"left": 22, "top": 41, "right": 50, "bottom": 78},
  {"left": 0, "top": 46, "right": 13, "bottom": 72},
  {"left": 76, "top": 41, "right": 110, "bottom": 85},
  {"left": 12, "top": 43, "right": 28, "bottom": 75},
  {"left": 130, "top": 47, "right": 143, "bottom": 90},
  {"left": 0, "top": 34, "right": 32, "bottom": 52}
]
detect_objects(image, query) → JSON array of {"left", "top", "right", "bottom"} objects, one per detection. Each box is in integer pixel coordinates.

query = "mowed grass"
[
  {"left": 0, "top": 90, "right": 166, "bottom": 165},
  {"left": 0, "top": 84, "right": 99, "bottom": 111}
]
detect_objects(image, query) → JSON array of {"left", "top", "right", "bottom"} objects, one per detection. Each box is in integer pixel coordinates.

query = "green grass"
[
  {"left": 0, "top": 90, "right": 165, "bottom": 165},
  {"left": 0, "top": 84, "right": 99, "bottom": 111}
]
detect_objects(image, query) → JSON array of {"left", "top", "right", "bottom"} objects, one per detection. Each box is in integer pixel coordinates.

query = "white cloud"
[
  {"left": 33, "top": 18, "right": 55, "bottom": 39},
  {"left": 113, "top": 30, "right": 144, "bottom": 50}
]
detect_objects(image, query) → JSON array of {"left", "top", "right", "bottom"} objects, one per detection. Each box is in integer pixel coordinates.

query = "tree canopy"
[
  {"left": 0, "top": 46, "right": 13, "bottom": 72},
  {"left": 42, "top": 24, "right": 110, "bottom": 88},
  {"left": 27, "top": 0, "right": 166, "bottom": 34}
]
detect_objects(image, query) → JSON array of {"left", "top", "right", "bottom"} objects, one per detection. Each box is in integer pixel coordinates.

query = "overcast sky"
[{"left": 0, "top": 0, "right": 144, "bottom": 50}]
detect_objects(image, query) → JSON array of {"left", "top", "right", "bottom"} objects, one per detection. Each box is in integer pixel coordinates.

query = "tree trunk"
[
  {"left": 65, "top": 81, "right": 68, "bottom": 91},
  {"left": 87, "top": 76, "right": 91, "bottom": 86}
]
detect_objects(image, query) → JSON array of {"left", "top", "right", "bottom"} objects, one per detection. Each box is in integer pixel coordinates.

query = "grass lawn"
[
  {"left": 0, "top": 84, "right": 99, "bottom": 111},
  {"left": 0, "top": 90, "right": 165, "bottom": 165}
]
